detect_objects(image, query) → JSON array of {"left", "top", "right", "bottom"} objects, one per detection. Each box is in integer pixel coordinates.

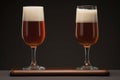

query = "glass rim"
[
  {"left": 23, "top": 6, "right": 44, "bottom": 8},
  {"left": 77, "top": 5, "right": 97, "bottom": 9}
]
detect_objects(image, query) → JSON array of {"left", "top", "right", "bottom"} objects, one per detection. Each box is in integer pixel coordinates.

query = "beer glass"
[
  {"left": 75, "top": 5, "right": 99, "bottom": 70},
  {"left": 22, "top": 6, "right": 45, "bottom": 70}
]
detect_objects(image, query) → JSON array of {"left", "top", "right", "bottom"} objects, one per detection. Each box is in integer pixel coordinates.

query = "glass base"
[
  {"left": 76, "top": 66, "right": 98, "bottom": 70},
  {"left": 23, "top": 65, "right": 45, "bottom": 70}
]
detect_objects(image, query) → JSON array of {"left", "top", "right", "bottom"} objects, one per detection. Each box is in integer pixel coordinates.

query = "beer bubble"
[
  {"left": 23, "top": 6, "right": 44, "bottom": 21},
  {"left": 76, "top": 9, "right": 97, "bottom": 23}
]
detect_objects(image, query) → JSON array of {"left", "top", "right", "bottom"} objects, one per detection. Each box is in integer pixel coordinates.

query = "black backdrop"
[{"left": 0, "top": 0, "right": 120, "bottom": 69}]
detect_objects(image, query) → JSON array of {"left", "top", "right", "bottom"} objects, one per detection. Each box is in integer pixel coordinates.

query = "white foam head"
[
  {"left": 23, "top": 6, "right": 44, "bottom": 21},
  {"left": 76, "top": 8, "right": 98, "bottom": 23}
]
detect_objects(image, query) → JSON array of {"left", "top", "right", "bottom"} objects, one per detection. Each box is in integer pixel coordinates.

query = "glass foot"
[
  {"left": 76, "top": 66, "right": 98, "bottom": 70},
  {"left": 23, "top": 65, "right": 45, "bottom": 70}
]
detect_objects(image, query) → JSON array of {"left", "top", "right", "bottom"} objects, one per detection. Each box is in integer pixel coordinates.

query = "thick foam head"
[
  {"left": 23, "top": 6, "right": 44, "bottom": 21},
  {"left": 76, "top": 8, "right": 97, "bottom": 23}
]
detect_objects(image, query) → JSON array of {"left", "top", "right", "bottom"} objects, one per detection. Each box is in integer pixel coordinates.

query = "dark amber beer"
[
  {"left": 76, "top": 9, "right": 98, "bottom": 48},
  {"left": 76, "top": 22, "right": 98, "bottom": 47},
  {"left": 22, "top": 6, "right": 45, "bottom": 48},
  {"left": 23, "top": 21, "right": 45, "bottom": 48}
]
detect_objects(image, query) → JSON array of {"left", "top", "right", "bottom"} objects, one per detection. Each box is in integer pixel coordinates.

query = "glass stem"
[
  {"left": 84, "top": 47, "right": 91, "bottom": 66},
  {"left": 30, "top": 47, "right": 37, "bottom": 67}
]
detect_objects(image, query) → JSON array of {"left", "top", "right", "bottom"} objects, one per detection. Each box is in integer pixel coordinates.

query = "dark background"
[{"left": 0, "top": 0, "right": 120, "bottom": 70}]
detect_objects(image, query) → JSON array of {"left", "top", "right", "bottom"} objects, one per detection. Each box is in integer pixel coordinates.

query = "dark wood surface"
[
  {"left": 10, "top": 68, "right": 109, "bottom": 76},
  {"left": 1, "top": 70, "right": 120, "bottom": 80}
]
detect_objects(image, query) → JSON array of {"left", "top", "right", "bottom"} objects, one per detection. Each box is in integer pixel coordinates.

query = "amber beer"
[
  {"left": 76, "top": 22, "right": 98, "bottom": 47},
  {"left": 76, "top": 9, "right": 98, "bottom": 47},
  {"left": 22, "top": 7, "right": 45, "bottom": 48},
  {"left": 23, "top": 21, "right": 45, "bottom": 47}
]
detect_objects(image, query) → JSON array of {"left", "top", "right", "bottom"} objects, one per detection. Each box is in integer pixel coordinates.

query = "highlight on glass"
[
  {"left": 75, "top": 5, "right": 99, "bottom": 70},
  {"left": 22, "top": 6, "right": 45, "bottom": 70}
]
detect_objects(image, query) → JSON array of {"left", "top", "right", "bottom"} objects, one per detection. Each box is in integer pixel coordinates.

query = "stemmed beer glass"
[
  {"left": 22, "top": 6, "right": 45, "bottom": 70},
  {"left": 75, "top": 5, "right": 99, "bottom": 70}
]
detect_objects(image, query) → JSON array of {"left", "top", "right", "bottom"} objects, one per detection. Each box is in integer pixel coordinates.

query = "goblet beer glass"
[
  {"left": 22, "top": 6, "right": 45, "bottom": 70},
  {"left": 76, "top": 5, "right": 99, "bottom": 70}
]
